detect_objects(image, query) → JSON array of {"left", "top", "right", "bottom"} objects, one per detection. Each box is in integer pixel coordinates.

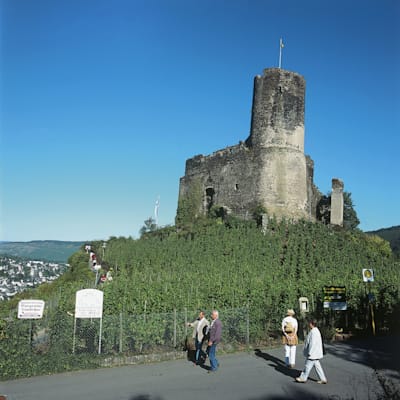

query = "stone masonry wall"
[{"left": 177, "top": 68, "right": 326, "bottom": 224}]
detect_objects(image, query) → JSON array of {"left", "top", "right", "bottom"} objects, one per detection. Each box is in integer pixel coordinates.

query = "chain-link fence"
[
  {"left": 1, "top": 306, "right": 283, "bottom": 379},
  {"left": 12, "top": 307, "right": 250, "bottom": 357}
]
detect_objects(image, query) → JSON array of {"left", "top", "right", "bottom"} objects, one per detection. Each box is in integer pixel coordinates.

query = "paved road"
[{"left": 1, "top": 338, "right": 399, "bottom": 400}]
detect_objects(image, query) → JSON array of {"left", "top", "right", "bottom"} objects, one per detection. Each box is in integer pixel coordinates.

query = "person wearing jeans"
[
  {"left": 187, "top": 311, "right": 209, "bottom": 365},
  {"left": 296, "top": 319, "right": 328, "bottom": 384},
  {"left": 207, "top": 310, "right": 222, "bottom": 372}
]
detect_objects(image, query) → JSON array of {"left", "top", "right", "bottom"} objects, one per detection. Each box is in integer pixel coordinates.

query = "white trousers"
[
  {"left": 299, "top": 358, "right": 327, "bottom": 382},
  {"left": 284, "top": 345, "right": 296, "bottom": 366}
]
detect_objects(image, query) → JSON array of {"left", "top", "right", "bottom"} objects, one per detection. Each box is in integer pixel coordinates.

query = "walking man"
[
  {"left": 207, "top": 309, "right": 222, "bottom": 373},
  {"left": 296, "top": 319, "right": 328, "bottom": 384},
  {"left": 187, "top": 311, "right": 209, "bottom": 365}
]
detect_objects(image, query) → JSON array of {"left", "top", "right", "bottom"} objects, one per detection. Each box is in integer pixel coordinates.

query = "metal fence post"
[
  {"left": 246, "top": 304, "right": 250, "bottom": 347},
  {"left": 173, "top": 309, "right": 177, "bottom": 348},
  {"left": 119, "top": 312, "right": 123, "bottom": 353},
  {"left": 184, "top": 307, "right": 187, "bottom": 336}
]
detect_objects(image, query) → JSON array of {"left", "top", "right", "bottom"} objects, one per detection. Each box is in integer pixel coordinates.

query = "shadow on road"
[
  {"left": 254, "top": 349, "right": 301, "bottom": 380},
  {"left": 326, "top": 336, "right": 399, "bottom": 370},
  {"left": 247, "top": 392, "right": 341, "bottom": 400}
]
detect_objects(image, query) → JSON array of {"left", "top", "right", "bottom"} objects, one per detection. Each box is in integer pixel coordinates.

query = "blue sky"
[{"left": 1, "top": 0, "right": 399, "bottom": 242}]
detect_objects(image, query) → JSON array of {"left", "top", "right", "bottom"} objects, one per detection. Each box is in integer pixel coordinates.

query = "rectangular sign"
[
  {"left": 18, "top": 300, "right": 45, "bottom": 319},
  {"left": 75, "top": 289, "right": 103, "bottom": 319},
  {"left": 323, "top": 286, "right": 347, "bottom": 310}
]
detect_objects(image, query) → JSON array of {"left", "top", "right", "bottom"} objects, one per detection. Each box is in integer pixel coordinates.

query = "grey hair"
[{"left": 212, "top": 310, "right": 219, "bottom": 318}]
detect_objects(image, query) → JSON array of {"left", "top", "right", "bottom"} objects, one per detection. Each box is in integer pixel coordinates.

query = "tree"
[
  {"left": 317, "top": 191, "right": 360, "bottom": 230},
  {"left": 343, "top": 192, "right": 360, "bottom": 230},
  {"left": 140, "top": 217, "right": 157, "bottom": 236}
]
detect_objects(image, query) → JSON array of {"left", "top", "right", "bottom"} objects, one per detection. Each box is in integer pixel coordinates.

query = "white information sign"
[
  {"left": 75, "top": 289, "right": 103, "bottom": 319},
  {"left": 18, "top": 300, "right": 45, "bottom": 319}
]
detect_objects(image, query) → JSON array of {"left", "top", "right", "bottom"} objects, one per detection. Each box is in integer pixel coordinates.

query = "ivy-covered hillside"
[{"left": 80, "top": 218, "right": 398, "bottom": 334}]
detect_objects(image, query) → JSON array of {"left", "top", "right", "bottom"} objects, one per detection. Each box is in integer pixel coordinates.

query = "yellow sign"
[
  {"left": 323, "top": 286, "right": 347, "bottom": 310},
  {"left": 362, "top": 269, "right": 374, "bottom": 282}
]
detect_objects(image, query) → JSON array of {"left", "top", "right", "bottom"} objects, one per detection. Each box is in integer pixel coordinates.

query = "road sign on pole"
[
  {"left": 362, "top": 269, "right": 374, "bottom": 282},
  {"left": 323, "top": 286, "right": 347, "bottom": 310},
  {"left": 18, "top": 300, "right": 45, "bottom": 319}
]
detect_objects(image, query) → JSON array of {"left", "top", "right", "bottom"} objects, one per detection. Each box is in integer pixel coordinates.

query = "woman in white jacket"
[
  {"left": 296, "top": 319, "right": 328, "bottom": 384},
  {"left": 187, "top": 311, "right": 209, "bottom": 365}
]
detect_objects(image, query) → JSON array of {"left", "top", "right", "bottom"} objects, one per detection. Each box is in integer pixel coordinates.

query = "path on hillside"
[{"left": 1, "top": 338, "right": 399, "bottom": 400}]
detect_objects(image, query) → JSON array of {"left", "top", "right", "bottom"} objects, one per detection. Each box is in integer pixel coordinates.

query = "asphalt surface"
[{"left": 1, "top": 337, "right": 399, "bottom": 400}]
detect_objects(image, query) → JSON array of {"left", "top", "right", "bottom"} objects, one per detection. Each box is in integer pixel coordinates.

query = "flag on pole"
[
  {"left": 154, "top": 196, "right": 160, "bottom": 224},
  {"left": 279, "top": 38, "right": 284, "bottom": 68}
]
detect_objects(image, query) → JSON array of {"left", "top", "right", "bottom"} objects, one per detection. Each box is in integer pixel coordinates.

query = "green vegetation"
[
  {"left": 1, "top": 219, "right": 399, "bottom": 379},
  {"left": 367, "top": 225, "right": 400, "bottom": 259},
  {"left": 139, "top": 217, "right": 158, "bottom": 236}
]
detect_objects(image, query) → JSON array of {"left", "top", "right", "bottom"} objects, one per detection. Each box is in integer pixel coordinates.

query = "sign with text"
[
  {"left": 75, "top": 289, "right": 103, "bottom": 319},
  {"left": 323, "top": 286, "right": 347, "bottom": 310},
  {"left": 18, "top": 300, "right": 45, "bottom": 319}
]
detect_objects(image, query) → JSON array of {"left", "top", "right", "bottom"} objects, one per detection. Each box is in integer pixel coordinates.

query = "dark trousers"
[{"left": 195, "top": 337, "right": 206, "bottom": 364}]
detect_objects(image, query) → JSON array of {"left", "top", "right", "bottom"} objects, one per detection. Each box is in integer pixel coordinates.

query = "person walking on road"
[
  {"left": 207, "top": 309, "right": 222, "bottom": 373},
  {"left": 281, "top": 308, "right": 298, "bottom": 368},
  {"left": 296, "top": 319, "right": 328, "bottom": 384},
  {"left": 187, "top": 311, "right": 209, "bottom": 365}
]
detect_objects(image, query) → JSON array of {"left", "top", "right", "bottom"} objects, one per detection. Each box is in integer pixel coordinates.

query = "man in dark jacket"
[{"left": 207, "top": 309, "right": 222, "bottom": 372}]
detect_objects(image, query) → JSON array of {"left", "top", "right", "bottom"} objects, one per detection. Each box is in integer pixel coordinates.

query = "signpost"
[
  {"left": 18, "top": 300, "right": 45, "bottom": 319},
  {"left": 323, "top": 286, "right": 347, "bottom": 310},
  {"left": 362, "top": 268, "right": 374, "bottom": 282},
  {"left": 18, "top": 300, "right": 45, "bottom": 348},
  {"left": 362, "top": 269, "right": 376, "bottom": 335},
  {"left": 73, "top": 289, "right": 104, "bottom": 354}
]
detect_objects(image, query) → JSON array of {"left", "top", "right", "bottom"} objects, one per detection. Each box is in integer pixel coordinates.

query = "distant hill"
[
  {"left": 0, "top": 240, "right": 84, "bottom": 263},
  {"left": 366, "top": 225, "right": 400, "bottom": 258}
]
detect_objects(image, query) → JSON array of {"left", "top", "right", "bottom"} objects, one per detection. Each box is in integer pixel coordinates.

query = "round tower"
[
  {"left": 248, "top": 68, "right": 305, "bottom": 150},
  {"left": 247, "top": 68, "right": 309, "bottom": 220}
]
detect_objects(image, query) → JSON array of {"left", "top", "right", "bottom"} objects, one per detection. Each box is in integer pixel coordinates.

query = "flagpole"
[
  {"left": 279, "top": 38, "right": 283, "bottom": 69},
  {"left": 154, "top": 196, "right": 160, "bottom": 227}
]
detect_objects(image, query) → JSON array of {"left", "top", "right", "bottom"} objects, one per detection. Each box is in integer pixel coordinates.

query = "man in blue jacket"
[{"left": 207, "top": 309, "right": 222, "bottom": 373}]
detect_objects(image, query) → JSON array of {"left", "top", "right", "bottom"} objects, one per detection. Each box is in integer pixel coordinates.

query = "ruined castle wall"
[
  {"left": 177, "top": 68, "right": 319, "bottom": 224},
  {"left": 180, "top": 143, "right": 262, "bottom": 218},
  {"left": 306, "top": 155, "right": 322, "bottom": 220},
  {"left": 330, "top": 178, "right": 344, "bottom": 226},
  {"left": 256, "top": 147, "right": 308, "bottom": 219}
]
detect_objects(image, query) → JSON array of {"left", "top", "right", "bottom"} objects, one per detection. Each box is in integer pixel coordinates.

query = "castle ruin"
[{"left": 176, "top": 67, "right": 343, "bottom": 226}]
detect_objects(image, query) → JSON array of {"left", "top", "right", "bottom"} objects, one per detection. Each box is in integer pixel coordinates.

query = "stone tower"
[
  {"left": 246, "top": 68, "right": 308, "bottom": 219},
  {"left": 176, "top": 68, "right": 319, "bottom": 225},
  {"left": 330, "top": 178, "right": 344, "bottom": 226}
]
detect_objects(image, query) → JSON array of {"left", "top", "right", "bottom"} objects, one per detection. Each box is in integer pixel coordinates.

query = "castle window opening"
[
  {"left": 235, "top": 184, "right": 239, "bottom": 191},
  {"left": 205, "top": 187, "right": 215, "bottom": 212}
]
